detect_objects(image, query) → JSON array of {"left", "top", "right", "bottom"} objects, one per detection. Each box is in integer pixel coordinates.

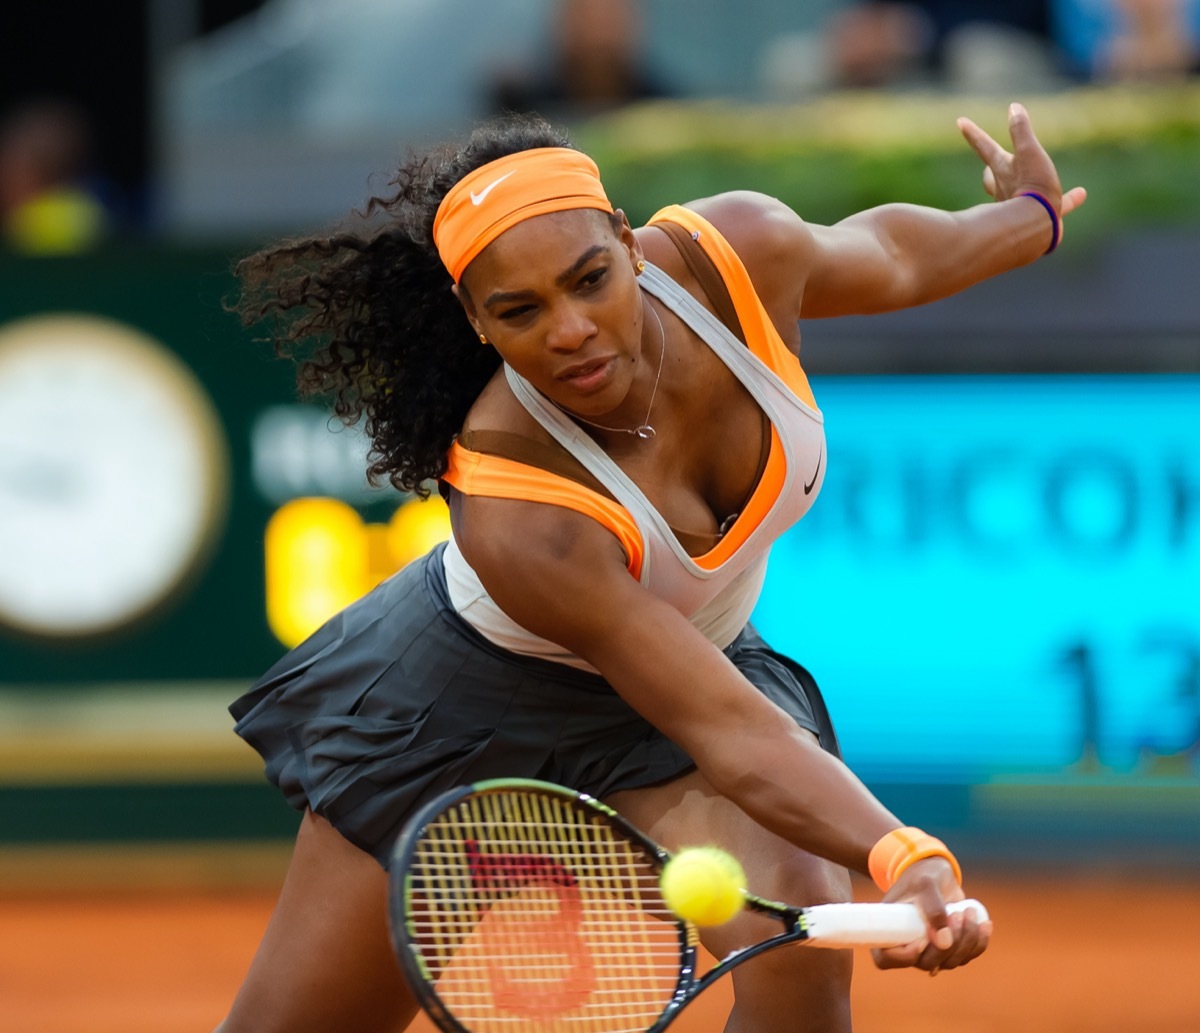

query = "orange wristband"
[{"left": 868, "top": 827, "right": 963, "bottom": 892}]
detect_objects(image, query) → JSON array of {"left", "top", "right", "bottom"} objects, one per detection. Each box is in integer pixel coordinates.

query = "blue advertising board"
[{"left": 753, "top": 374, "right": 1199, "bottom": 786}]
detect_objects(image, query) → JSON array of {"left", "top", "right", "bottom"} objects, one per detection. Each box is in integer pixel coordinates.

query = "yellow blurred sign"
[{"left": 265, "top": 495, "right": 451, "bottom": 647}]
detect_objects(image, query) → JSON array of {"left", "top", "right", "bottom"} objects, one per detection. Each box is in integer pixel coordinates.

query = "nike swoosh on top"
[
  {"left": 803, "top": 448, "right": 823, "bottom": 494},
  {"left": 470, "top": 171, "right": 516, "bottom": 206}
]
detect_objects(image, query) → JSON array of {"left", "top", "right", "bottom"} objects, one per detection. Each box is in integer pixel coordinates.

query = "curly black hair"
[{"left": 233, "top": 112, "right": 575, "bottom": 496}]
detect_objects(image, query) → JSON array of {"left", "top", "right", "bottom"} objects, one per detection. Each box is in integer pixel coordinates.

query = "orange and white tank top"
[{"left": 442, "top": 205, "right": 826, "bottom": 671}]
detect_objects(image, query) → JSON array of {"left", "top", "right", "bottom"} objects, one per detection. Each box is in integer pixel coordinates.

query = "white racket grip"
[{"left": 804, "top": 899, "right": 990, "bottom": 948}]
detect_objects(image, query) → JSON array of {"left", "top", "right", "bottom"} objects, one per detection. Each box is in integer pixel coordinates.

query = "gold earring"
[
  {"left": 636, "top": 260, "right": 646, "bottom": 274},
  {"left": 478, "top": 333, "right": 489, "bottom": 345}
]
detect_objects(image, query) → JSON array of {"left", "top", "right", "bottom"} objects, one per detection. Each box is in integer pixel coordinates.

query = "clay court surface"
[{"left": 2, "top": 871, "right": 1197, "bottom": 1033}]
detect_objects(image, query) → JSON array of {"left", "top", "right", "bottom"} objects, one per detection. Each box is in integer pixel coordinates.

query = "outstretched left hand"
[{"left": 957, "top": 102, "right": 1088, "bottom": 221}]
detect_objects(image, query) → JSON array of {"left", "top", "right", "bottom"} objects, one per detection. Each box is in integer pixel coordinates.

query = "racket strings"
[{"left": 404, "top": 790, "right": 687, "bottom": 1033}]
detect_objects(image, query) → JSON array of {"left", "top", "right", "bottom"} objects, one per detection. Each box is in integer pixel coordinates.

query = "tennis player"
[{"left": 219, "top": 102, "right": 1084, "bottom": 1033}]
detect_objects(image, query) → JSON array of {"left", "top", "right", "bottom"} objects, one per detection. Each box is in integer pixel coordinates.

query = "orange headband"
[{"left": 433, "top": 147, "right": 614, "bottom": 283}]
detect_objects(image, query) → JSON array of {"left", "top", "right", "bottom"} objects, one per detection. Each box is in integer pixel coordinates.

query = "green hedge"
[{"left": 577, "top": 83, "right": 1200, "bottom": 244}]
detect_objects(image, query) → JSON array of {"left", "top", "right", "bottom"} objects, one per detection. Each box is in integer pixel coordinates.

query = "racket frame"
[
  {"left": 388, "top": 778, "right": 915, "bottom": 1033},
  {"left": 391, "top": 778, "right": 699, "bottom": 1033}
]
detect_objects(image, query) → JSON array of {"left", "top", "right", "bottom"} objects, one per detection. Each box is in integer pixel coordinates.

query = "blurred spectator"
[
  {"left": 818, "top": 0, "right": 1064, "bottom": 93},
  {"left": 824, "top": 2, "right": 937, "bottom": 88},
  {"left": 1052, "top": 0, "right": 1200, "bottom": 81},
  {"left": 489, "top": 0, "right": 674, "bottom": 121},
  {"left": 0, "top": 98, "right": 113, "bottom": 255}
]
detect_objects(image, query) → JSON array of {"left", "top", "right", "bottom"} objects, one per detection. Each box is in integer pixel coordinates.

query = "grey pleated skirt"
[{"left": 230, "top": 542, "right": 840, "bottom": 868}]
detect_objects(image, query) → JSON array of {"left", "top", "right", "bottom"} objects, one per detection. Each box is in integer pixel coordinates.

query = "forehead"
[{"left": 463, "top": 208, "right": 616, "bottom": 288}]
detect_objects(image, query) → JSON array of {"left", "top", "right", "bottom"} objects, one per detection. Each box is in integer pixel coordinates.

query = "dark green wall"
[{"left": 0, "top": 248, "right": 297, "bottom": 683}]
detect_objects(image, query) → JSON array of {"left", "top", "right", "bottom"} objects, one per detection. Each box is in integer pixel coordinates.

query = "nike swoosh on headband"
[{"left": 470, "top": 171, "right": 516, "bottom": 206}]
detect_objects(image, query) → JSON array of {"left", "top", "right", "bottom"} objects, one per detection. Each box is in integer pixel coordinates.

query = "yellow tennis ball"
[{"left": 660, "top": 846, "right": 747, "bottom": 926}]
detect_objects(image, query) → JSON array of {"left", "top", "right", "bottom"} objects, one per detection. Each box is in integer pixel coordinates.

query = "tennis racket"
[{"left": 388, "top": 778, "right": 987, "bottom": 1033}]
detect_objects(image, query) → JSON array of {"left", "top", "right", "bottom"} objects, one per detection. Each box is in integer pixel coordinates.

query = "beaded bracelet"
[
  {"left": 1018, "top": 190, "right": 1062, "bottom": 255},
  {"left": 868, "top": 826, "right": 963, "bottom": 892}
]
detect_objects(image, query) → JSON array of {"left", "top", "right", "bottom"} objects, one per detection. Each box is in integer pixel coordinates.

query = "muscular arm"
[
  {"left": 690, "top": 102, "right": 1087, "bottom": 323},
  {"left": 453, "top": 493, "right": 902, "bottom": 876}
]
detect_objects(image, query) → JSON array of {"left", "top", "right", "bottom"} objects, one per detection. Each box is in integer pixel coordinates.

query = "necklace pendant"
[{"left": 634, "top": 424, "right": 656, "bottom": 440}]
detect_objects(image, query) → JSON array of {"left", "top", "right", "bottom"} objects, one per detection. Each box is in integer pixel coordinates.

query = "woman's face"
[{"left": 457, "top": 208, "right": 647, "bottom": 420}]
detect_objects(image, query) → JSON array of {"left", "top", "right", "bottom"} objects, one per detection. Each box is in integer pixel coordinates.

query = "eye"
[
  {"left": 579, "top": 267, "right": 607, "bottom": 291},
  {"left": 498, "top": 303, "right": 535, "bottom": 322}
]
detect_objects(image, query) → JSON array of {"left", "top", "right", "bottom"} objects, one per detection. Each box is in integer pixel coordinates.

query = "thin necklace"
[{"left": 556, "top": 301, "right": 666, "bottom": 440}]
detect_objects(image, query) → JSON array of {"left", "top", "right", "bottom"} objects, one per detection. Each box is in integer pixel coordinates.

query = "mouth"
[{"left": 557, "top": 356, "right": 616, "bottom": 393}]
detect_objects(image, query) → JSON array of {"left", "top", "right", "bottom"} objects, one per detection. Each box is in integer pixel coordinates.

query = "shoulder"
[
  {"left": 647, "top": 190, "right": 809, "bottom": 247},
  {"left": 638, "top": 191, "right": 817, "bottom": 322},
  {"left": 462, "top": 364, "right": 557, "bottom": 445},
  {"left": 450, "top": 487, "right": 638, "bottom": 661}
]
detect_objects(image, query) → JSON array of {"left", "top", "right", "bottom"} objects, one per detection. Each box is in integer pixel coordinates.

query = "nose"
[{"left": 544, "top": 302, "right": 597, "bottom": 353}]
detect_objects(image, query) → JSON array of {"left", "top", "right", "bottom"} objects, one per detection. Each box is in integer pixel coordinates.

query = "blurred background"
[{"left": 1, "top": 1, "right": 1197, "bottom": 1031}]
